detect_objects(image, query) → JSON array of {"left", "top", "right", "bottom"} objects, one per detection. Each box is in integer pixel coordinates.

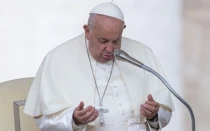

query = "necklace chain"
[{"left": 85, "top": 38, "right": 114, "bottom": 106}]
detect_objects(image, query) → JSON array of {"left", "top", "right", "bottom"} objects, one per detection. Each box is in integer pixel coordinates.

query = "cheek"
[
  {"left": 96, "top": 45, "right": 106, "bottom": 54},
  {"left": 114, "top": 44, "right": 121, "bottom": 50},
  {"left": 89, "top": 42, "right": 104, "bottom": 56}
]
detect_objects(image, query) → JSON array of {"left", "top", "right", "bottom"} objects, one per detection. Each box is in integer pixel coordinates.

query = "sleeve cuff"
[
  {"left": 147, "top": 119, "right": 159, "bottom": 129},
  {"left": 72, "top": 120, "right": 86, "bottom": 130}
]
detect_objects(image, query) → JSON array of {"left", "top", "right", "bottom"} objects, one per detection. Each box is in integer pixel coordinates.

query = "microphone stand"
[{"left": 114, "top": 49, "right": 195, "bottom": 131}]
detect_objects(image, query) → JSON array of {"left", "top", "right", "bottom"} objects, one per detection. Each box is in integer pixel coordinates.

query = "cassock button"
[
  {"left": 132, "top": 110, "right": 134, "bottom": 114},
  {"left": 121, "top": 112, "right": 124, "bottom": 115},
  {"left": 118, "top": 103, "right": 122, "bottom": 106},
  {"left": 104, "top": 109, "right": 109, "bottom": 113}
]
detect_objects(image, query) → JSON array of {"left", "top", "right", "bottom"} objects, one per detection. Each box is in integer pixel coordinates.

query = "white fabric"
[
  {"left": 90, "top": 3, "right": 124, "bottom": 22},
  {"left": 34, "top": 107, "right": 76, "bottom": 131},
  {"left": 24, "top": 33, "right": 174, "bottom": 126},
  {"left": 34, "top": 107, "right": 171, "bottom": 131},
  {"left": 34, "top": 57, "right": 172, "bottom": 130},
  {"left": 89, "top": 56, "right": 144, "bottom": 127}
]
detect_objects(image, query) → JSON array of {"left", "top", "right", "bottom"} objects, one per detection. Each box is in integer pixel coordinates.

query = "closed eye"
[
  {"left": 98, "top": 39, "right": 108, "bottom": 44},
  {"left": 113, "top": 39, "right": 120, "bottom": 44}
]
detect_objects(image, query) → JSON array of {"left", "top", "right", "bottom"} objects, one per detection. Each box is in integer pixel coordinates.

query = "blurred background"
[{"left": 0, "top": 0, "right": 209, "bottom": 130}]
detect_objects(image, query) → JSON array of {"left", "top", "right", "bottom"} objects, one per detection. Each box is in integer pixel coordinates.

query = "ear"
[{"left": 83, "top": 25, "right": 91, "bottom": 40}]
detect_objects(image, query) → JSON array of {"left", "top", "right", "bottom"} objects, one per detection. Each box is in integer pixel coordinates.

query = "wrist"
[
  {"left": 72, "top": 117, "right": 86, "bottom": 130},
  {"left": 147, "top": 114, "right": 158, "bottom": 122},
  {"left": 73, "top": 118, "right": 81, "bottom": 125},
  {"left": 73, "top": 113, "right": 81, "bottom": 125}
]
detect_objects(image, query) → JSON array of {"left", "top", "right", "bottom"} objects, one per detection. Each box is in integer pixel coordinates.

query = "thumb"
[
  {"left": 148, "top": 94, "right": 154, "bottom": 101},
  {"left": 76, "top": 101, "right": 84, "bottom": 111}
]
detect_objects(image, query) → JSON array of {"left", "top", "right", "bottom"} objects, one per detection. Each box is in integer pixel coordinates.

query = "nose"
[{"left": 105, "top": 43, "right": 114, "bottom": 54}]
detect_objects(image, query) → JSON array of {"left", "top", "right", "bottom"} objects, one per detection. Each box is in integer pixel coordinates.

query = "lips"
[{"left": 103, "top": 54, "right": 113, "bottom": 59}]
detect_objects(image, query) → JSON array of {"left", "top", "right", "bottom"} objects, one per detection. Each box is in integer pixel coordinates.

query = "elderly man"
[{"left": 24, "top": 2, "right": 174, "bottom": 131}]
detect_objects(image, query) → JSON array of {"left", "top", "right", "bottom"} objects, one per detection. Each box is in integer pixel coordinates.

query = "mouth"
[{"left": 102, "top": 54, "right": 113, "bottom": 60}]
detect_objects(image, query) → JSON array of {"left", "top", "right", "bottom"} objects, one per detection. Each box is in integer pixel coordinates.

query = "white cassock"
[{"left": 24, "top": 33, "right": 174, "bottom": 131}]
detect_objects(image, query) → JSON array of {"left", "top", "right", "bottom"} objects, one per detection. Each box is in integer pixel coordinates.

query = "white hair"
[{"left": 87, "top": 14, "right": 97, "bottom": 30}]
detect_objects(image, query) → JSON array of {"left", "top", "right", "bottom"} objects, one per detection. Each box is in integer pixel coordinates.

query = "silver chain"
[{"left": 85, "top": 38, "right": 114, "bottom": 107}]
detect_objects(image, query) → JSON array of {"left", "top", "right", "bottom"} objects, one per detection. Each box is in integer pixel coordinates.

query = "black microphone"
[{"left": 114, "top": 49, "right": 195, "bottom": 131}]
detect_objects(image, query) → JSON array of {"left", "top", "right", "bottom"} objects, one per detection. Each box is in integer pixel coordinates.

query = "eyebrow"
[
  {"left": 97, "top": 38, "right": 108, "bottom": 40},
  {"left": 113, "top": 38, "right": 119, "bottom": 42},
  {"left": 97, "top": 37, "right": 119, "bottom": 42}
]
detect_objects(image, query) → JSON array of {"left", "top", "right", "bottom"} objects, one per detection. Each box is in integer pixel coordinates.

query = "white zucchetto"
[{"left": 90, "top": 2, "right": 124, "bottom": 22}]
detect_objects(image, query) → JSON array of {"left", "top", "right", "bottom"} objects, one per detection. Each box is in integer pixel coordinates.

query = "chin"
[{"left": 100, "top": 59, "right": 113, "bottom": 63}]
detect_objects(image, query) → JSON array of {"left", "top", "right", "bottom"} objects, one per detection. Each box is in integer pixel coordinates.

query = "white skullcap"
[{"left": 90, "top": 2, "right": 124, "bottom": 22}]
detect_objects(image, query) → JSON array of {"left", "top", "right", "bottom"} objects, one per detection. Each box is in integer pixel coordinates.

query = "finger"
[
  {"left": 141, "top": 105, "right": 153, "bottom": 117},
  {"left": 87, "top": 109, "right": 98, "bottom": 123},
  {"left": 140, "top": 108, "right": 148, "bottom": 117},
  {"left": 81, "top": 107, "right": 96, "bottom": 121},
  {"left": 142, "top": 108, "right": 153, "bottom": 119},
  {"left": 142, "top": 103, "right": 158, "bottom": 113},
  {"left": 77, "top": 105, "right": 92, "bottom": 116},
  {"left": 148, "top": 94, "right": 154, "bottom": 101},
  {"left": 73, "top": 102, "right": 84, "bottom": 121},
  {"left": 145, "top": 101, "right": 160, "bottom": 109},
  {"left": 76, "top": 101, "right": 84, "bottom": 111},
  {"left": 74, "top": 106, "right": 93, "bottom": 124},
  {"left": 141, "top": 108, "right": 150, "bottom": 118}
]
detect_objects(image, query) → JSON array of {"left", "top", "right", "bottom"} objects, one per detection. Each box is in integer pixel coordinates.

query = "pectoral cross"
[
  {"left": 97, "top": 101, "right": 109, "bottom": 125},
  {"left": 98, "top": 106, "right": 109, "bottom": 125}
]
